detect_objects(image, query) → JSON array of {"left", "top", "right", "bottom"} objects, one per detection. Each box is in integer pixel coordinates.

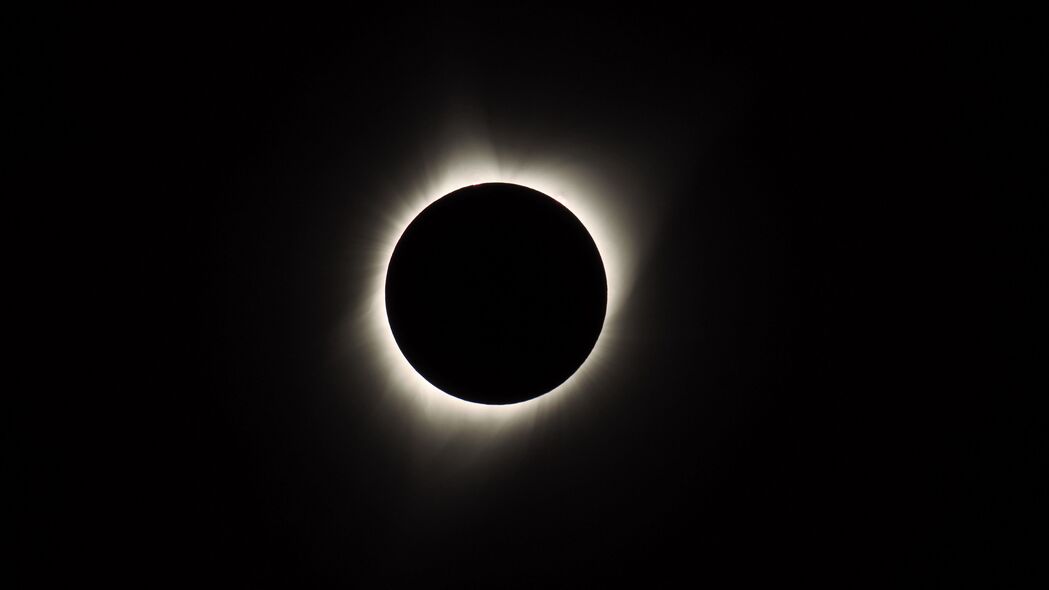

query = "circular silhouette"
[{"left": 385, "top": 183, "right": 607, "bottom": 405}]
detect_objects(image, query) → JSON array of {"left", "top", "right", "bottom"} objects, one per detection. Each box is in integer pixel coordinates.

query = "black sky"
[{"left": 25, "top": 6, "right": 1045, "bottom": 587}]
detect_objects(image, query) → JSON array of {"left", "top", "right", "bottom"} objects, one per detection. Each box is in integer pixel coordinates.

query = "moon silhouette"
[{"left": 385, "top": 182, "right": 607, "bottom": 405}]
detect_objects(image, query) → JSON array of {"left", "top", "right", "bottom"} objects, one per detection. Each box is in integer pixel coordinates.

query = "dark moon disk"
[{"left": 385, "top": 183, "right": 607, "bottom": 405}]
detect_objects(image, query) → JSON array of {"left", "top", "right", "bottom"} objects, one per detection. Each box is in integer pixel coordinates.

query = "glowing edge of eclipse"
[{"left": 362, "top": 154, "right": 634, "bottom": 432}]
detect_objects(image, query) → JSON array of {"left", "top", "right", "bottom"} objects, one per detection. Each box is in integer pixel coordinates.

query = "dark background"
[{"left": 24, "top": 7, "right": 1045, "bottom": 587}]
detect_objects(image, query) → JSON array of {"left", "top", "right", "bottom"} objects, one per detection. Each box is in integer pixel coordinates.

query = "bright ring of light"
[{"left": 350, "top": 139, "right": 641, "bottom": 437}]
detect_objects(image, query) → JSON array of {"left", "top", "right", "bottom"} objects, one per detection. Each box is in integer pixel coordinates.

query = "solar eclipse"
[
  {"left": 384, "top": 183, "right": 607, "bottom": 405},
  {"left": 111, "top": 14, "right": 991, "bottom": 585},
  {"left": 355, "top": 141, "right": 648, "bottom": 434}
]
